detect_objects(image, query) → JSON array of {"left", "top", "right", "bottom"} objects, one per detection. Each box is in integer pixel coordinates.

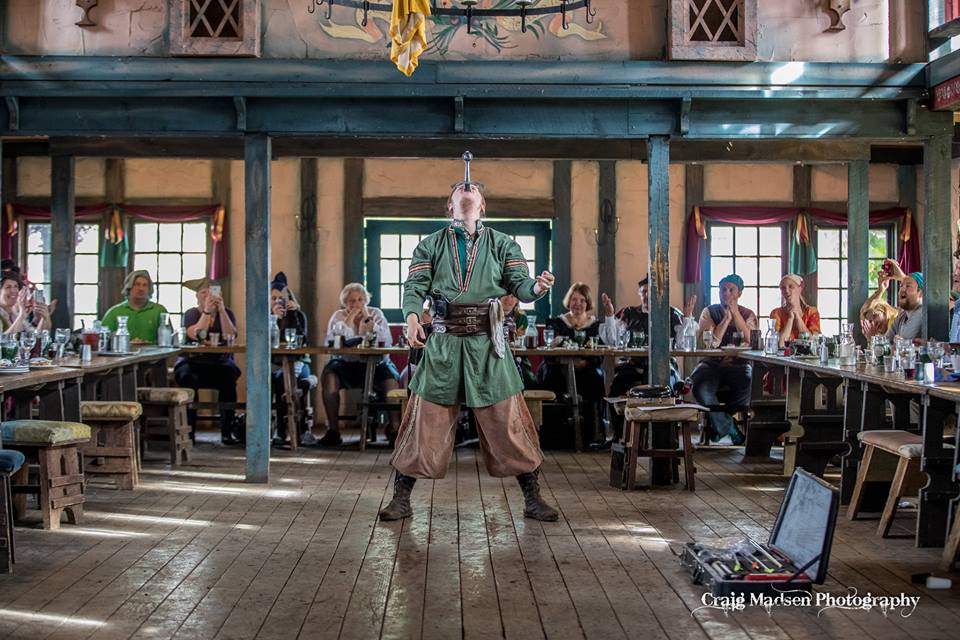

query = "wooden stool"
[
  {"left": 1, "top": 420, "right": 91, "bottom": 531},
  {"left": 80, "top": 401, "right": 143, "bottom": 490},
  {"left": 0, "top": 448, "right": 26, "bottom": 573},
  {"left": 523, "top": 390, "right": 556, "bottom": 428},
  {"left": 623, "top": 405, "right": 700, "bottom": 491},
  {"left": 138, "top": 387, "right": 195, "bottom": 465},
  {"left": 386, "top": 388, "right": 410, "bottom": 419},
  {"left": 847, "top": 430, "right": 926, "bottom": 537},
  {"left": 942, "top": 463, "right": 960, "bottom": 571}
]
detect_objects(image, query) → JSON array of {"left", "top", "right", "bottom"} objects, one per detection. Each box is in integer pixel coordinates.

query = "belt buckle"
[
  {"left": 465, "top": 316, "right": 478, "bottom": 326},
  {"left": 433, "top": 323, "right": 447, "bottom": 334}
]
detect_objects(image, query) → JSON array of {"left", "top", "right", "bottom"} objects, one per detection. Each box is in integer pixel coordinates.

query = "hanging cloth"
[{"left": 390, "top": 0, "right": 432, "bottom": 76}]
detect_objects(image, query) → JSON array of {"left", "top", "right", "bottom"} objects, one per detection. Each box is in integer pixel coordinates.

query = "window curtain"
[
  {"left": 3, "top": 202, "right": 123, "bottom": 268},
  {"left": 683, "top": 205, "right": 919, "bottom": 283},
  {"left": 120, "top": 204, "right": 227, "bottom": 280},
  {"left": 3, "top": 203, "right": 227, "bottom": 279}
]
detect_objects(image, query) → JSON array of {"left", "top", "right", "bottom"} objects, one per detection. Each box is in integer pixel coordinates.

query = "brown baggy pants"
[{"left": 390, "top": 392, "right": 543, "bottom": 478}]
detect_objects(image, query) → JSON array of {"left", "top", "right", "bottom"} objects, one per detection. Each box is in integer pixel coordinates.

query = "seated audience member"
[
  {"left": 770, "top": 274, "right": 821, "bottom": 346},
  {"left": 270, "top": 272, "right": 318, "bottom": 446},
  {"left": 0, "top": 262, "right": 55, "bottom": 334},
  {"left": 320, "top": 283, "right": 401, "bottom": 447},
  {"left": 691, "top": 274, "right": 757, "bottom": 445},
  {"left": 174, "top": 278, "right": 241, "bottom": 444},
  {"left": 101, "top": 270, "right": 168, "bottom": 342},
  {"left": 860, "top": 259, "right": 923, "bottom": 341},
  {"left": 537, "top": 282, "right": 605, "bottom": 444},
  {"left": 598, "top": 276, "right": 688, "bottom": 445},
  {"left": 501, "top": 294, "right": 536, "bottom": 389}
]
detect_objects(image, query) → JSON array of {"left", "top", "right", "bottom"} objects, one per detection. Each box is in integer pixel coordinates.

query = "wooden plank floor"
[{"left": 1, "top": 442, "right": 958, "bottom": 639}]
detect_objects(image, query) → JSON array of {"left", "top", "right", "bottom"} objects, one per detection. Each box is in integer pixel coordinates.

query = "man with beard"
[
  {"left": 861, "top": 259, "right": 924, "bottom": 341},
  {"left": 379, "top": 155, "right": 560, "bottom": 523}
]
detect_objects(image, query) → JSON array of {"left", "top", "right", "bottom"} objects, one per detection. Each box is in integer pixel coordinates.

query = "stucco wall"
[
  {"left": 810, "top": 164, "right": 900, "bottom": 203},
  {"left": 16, "top": 158, "right": 106, "bottom": 198},
  {"left": 704, "top": 164, "right": 794, "bottom": 202},
  {"left": 363, "top": 159, "right": 552, "bottom": 199},
  {"left": 3, "top": 0, "right": 926, "bottom": 63}
]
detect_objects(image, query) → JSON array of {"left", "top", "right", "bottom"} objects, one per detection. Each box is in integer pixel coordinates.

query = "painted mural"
[{"left": 278, "top": 0, "right": 638, "bottom": 60}]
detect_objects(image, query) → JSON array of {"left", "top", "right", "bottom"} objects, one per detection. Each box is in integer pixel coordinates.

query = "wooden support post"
[
  {"left": 924, "top": 134, "right": 952, "bottom": 340},
  {"left": 51, "top": 155, "right": 75, "bottom": 329},
  {"left": 552, "top": 160, "right": 572, "bottom": 315},
  {"left": 244, "top": 134, "right": 271, "bottom": 484},
  {"left": 101, "top": 159, "right": 125, "bottom": 313},
  {"left": 597, "top": 161, "right": 617, "bottom": 303},
  {"left": 847, "top": 160, "right": 869, "bottom": 346},
  {"left": 299, "top": 158, "right": 318, "bottom": 333},
  {"left": 683, "top": 164, "right": 704, "bottom": 316},
  {"left": 343, "top": 159, "right": 364, "bottom": 285},
  {"left": 647, "top": 136, "right": 672, "bottom": 486},
  {"left": 647, "top": 137, "right": 670, "bottom": 386}
]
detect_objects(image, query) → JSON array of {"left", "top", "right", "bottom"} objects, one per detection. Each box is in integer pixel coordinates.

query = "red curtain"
[
  {"left": 3, "top": 202, "right": 228, "bottom": 280},
  {"left": 684, "top": 205, "right": 918, "bottom": 283}
]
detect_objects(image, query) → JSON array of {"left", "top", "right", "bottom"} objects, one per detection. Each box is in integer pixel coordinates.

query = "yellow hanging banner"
[{"left": 390, "top": 0, "right": 432, "bottom": 77}]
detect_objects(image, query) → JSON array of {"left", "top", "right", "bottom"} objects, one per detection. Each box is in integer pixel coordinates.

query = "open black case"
[{"left": 680, "top": 469, "right": 840, "bottom": 596}]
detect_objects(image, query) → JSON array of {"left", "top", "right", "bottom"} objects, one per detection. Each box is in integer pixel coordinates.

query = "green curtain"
[
  {"left": 788, "top": 213, "right": 817, "bottom": 276},
  {"left": 99, "top": 235, "right": 128, "bottom": 268}
]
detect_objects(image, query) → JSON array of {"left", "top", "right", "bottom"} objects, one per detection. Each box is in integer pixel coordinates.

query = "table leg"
[
  {"left": 918, "top": 396, "right": 958, "bottom": 547},
  {"left": 358, "top": 357, "right": 377, "bottom": 452},
  {"left": 281, "top": 357, "right": 299, "bottom": 451},
  {"left": 62, "top": 379, "right": 82, "bottom": 423},
  {"left": 782, "top": 367, "right": 803, "bottom": 477},
  {"left": 566, "top": 359, "right": 582, "bottom": 452}
]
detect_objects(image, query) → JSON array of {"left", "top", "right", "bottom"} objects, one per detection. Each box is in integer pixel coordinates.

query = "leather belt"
[{"left": 431, "top": 302, "right": 492, "bottom": 337}]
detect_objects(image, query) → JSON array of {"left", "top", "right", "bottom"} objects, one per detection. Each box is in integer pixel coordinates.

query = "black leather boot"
[
  {"left": 517, "top": 468, "right": 559, "bottom": 521},
  {"left": 379, "top": 473, "right": 416, "bottom": 521}
]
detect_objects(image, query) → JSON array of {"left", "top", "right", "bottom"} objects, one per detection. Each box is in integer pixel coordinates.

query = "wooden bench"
[
  {"left": 847, "top": 429, "right": 927, "bottom": 537},
  {"left": 80, "top": 401, "right": 143, "bottom": 490},
  {"left": 138, "top": 387, "right": 195, "bottom": 465},
  {"left": 1, "top": 420, "right": 91, "bottom": 530},
  {"left": 0, "top": 447, "right": 26, "bottom": 573}
]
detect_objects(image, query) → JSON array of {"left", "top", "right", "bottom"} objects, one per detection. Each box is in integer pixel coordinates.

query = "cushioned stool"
[
  {"left": 0, "top": 448, "right": 26, "bottom": 573},
  {"left": 137, "top": 387, "right": 195, "bottom": 466},
  {"left": 1, "top": 420, "right": 90, "bottom": 530},
  {"left": 80, "top": 401, "right": 143, "bottom": 490},
  {"left": 847, "top": 430, "right": 925, "bottom": 537}
]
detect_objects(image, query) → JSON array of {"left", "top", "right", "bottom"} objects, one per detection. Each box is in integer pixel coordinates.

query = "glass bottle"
[
  {"left": 269, "top": 314, "right": 281, "bottom": 349},
  {"left": 763, "top": 319, "right": 779, "bottom": 355},
  {"left": 838, "top": 323, "right": 856, "bottom": 365},
  {"left": 113, "top": 316, "right": 130, "bottom": 353},
  {"left": 525, "top": 314, "right": 539, "bottom": 348},
  {"left": 681, "top": 316, "right": 698, "bottom": 351},
  {"left": 157, "top": 312, "right": 173, "bottom": 347}
]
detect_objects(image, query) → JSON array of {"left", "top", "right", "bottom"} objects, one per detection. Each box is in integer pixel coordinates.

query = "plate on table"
[
  {"left": 0, "top": 361, "right": 29, "bottom": 374},
  {"left": 98, "top": 350, "right": 141, "bottom": 357},
  {"left": 29, "top": 358, "right": 56, "bottom": 369}
]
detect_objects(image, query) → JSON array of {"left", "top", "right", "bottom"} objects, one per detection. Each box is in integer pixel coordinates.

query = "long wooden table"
[
  {"left": 741, "top": 350, "right": 960, "bottom": 547},
  {"left": 58, "top": 347, "right": 179, "bottom": 401},
  {"left": 0, "top": 367, "right": 85, "bottom": 422}
]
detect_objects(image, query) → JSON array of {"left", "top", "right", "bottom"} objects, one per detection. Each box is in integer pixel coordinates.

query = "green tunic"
[{"left": 403, "top": 221, "right": 544, "bottom": 407}]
